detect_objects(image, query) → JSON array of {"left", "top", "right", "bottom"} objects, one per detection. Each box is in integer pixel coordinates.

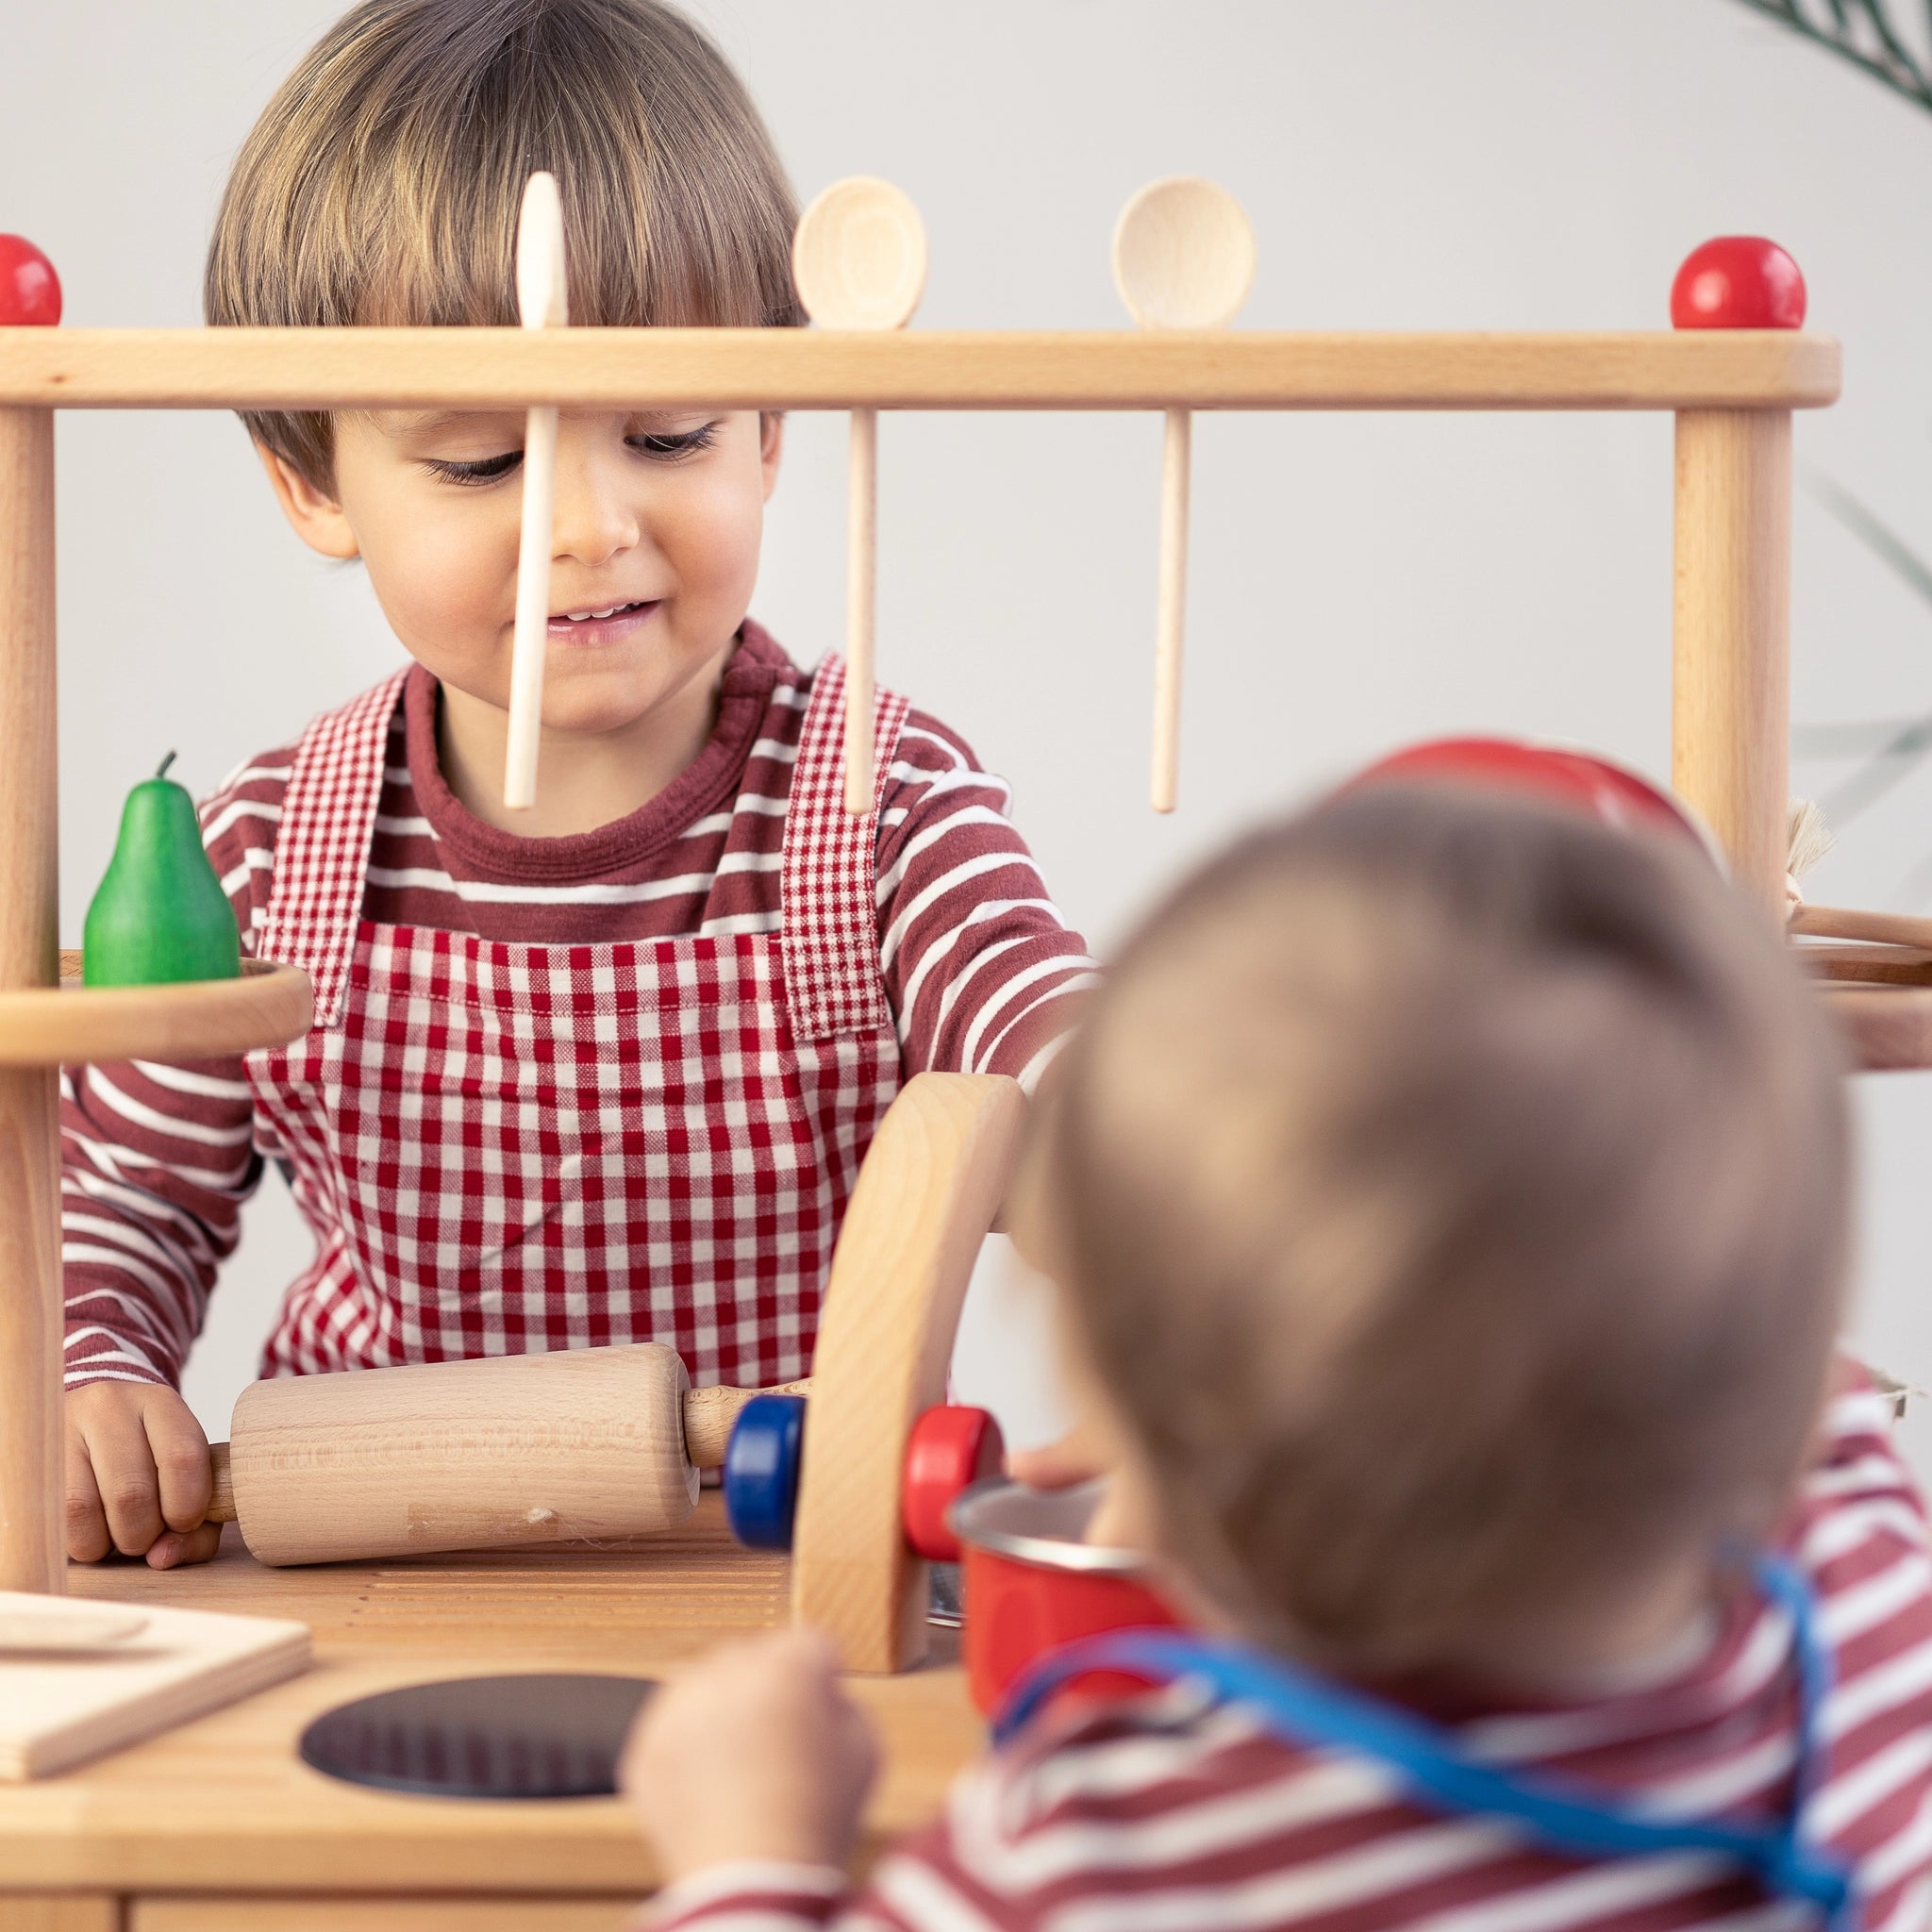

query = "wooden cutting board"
[{"left": 0, "top": 1591, "right": 310, "bottom": 1779}]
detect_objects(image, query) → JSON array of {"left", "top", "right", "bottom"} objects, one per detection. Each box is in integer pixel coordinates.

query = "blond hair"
[
  {"left": 1041, "top": 788, "right": 1850, "bottom": 1673},
  {"left": 206, "top": 0, "right": 801, "bottom": 487}
]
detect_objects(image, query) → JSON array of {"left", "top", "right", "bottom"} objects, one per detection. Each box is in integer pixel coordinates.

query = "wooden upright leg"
[
  {"left": 0, "top": 408, "right": 62, "bottom": 1596},
  {"left": 792, "top": 1074, "right": 1025, "bottom": 1673},
  {"left": 1672, "top": 408, "right": 1791, "bottom": 916}
]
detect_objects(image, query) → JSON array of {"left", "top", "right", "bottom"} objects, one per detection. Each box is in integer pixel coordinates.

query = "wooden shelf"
[
  {"left": 0, "top": 326, "right": 1840, "bottom": 412},
  {"left": 0, "top": 955, "right": 311, "bottom": 1068}
]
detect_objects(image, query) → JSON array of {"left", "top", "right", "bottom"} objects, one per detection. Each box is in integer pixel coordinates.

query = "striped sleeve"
[
  {"left": 875, "top": 715, "right": 1098, "bottom": 1095},
  {"left": 59, "top": 754, "right": 290, "bottom": 1391},
  {"left": 1793, "top": 1368, "right": 1932, "bottom": 1929}
]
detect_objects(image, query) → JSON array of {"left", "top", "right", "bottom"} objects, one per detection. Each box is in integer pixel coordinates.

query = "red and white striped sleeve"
[
  {"left": 59, "top": 752, "right": 290, "bottom": 1390},
  {"left": 1793, "top": 1365, "right": 1932, "bottom": 1928},
  {"left": 875, "top": 713, "right": 1098, "bottom": 1095}
]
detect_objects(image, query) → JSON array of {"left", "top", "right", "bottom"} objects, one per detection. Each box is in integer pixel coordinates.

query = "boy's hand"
[
  {"left": 621, "top": 1629, "right": 877, "bottom": 1885},
  {"left": 65, "top": 1383, "right": 221, "bottom": 1569}
]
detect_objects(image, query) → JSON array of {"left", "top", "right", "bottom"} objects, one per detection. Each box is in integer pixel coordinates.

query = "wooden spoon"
[
  {"left": 792, "top": 178, "right": 928, "bottom": 812},
  {"left": 1112, "top": 177, "right": 1256, "bottom": 812},
  {"left": 503, "top": 171, "right": 569, "bottom": 812}
]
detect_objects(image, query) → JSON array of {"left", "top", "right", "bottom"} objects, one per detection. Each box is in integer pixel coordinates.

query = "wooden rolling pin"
[{"left": 197, "top": 1342, "right": 808, "bottom": 1567}]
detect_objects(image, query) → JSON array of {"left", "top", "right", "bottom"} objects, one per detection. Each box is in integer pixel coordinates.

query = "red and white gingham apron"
[{"left": 242, "top": 655, "right": 908, "bottom": 1389}]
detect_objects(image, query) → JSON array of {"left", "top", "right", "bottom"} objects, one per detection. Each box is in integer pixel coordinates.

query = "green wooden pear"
[{"left": 83, "top": 754, "right": 241, "bottom": 987}]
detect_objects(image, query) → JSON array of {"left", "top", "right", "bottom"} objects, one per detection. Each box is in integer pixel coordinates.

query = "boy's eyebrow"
[
  {"left": 387, "top": 408, "right": 720, "bottom": 443},
  {"left": 385, "top": 409, "right": 526, "bottom": 443}
]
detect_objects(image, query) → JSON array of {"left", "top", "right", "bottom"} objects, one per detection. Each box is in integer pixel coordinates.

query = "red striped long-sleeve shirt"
[
  {"left": 62, "top": 626, "right": 1096, "bottom": 1389},
  {"left": 648, "top": 1375, "right": 1932, "bottom": 1931}
]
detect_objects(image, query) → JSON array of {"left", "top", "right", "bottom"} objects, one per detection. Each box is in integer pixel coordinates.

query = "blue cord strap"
[{"left": 994, "top": 1556, "right": 1852, "bottom": 1926}]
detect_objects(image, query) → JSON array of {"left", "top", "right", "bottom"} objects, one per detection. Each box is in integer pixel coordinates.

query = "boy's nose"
[{"left": 548, "top": 441, "right": 641, "bottom": 570}]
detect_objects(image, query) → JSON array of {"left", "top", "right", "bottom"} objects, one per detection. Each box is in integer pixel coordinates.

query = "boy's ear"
[
  {"left": 759, "top": 410, "right": 784, "bottom": 502},
  {"left": 256, "top": 443, "right": 359, "bottom": 560}
]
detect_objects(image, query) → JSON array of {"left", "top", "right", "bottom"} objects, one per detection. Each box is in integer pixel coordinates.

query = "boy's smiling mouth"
[{"left": 545, "top": 599, "right": 660, "bottom": 645}]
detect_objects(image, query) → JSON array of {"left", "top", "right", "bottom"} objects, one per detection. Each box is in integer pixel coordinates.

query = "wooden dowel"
[
  {"left": 1790, "top": 904, "right": 1932, "bottom": 953},
  {"left": 1151, "top": 408, "right": 1191, "bottom": 813},
  {"left": 846, "top": 408, "right": 878, "bottom": 814},
  {"left": 0, "top": 329, "right": 1844, "bottom": 413},
  {"left": 1671, "top": 408, "right": 1791, "bottom": 916},
  {"left": 0, "top": 407, "right": 62, "bottom": 1597}
]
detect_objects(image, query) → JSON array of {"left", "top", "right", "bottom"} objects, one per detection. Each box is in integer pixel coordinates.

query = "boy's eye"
[
  {"left": 629, "top": 424, "right": 719, "bottom": 459},
  {"left": 423, "top": 450, "right": 521, "bottom": 486}
]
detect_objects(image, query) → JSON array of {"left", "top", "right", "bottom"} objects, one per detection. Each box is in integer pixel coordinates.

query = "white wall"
[{"left": 6, "top": 0, "right": 1931, "bottom": 1461}]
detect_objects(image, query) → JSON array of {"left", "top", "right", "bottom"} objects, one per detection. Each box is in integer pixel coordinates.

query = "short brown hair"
[
  {"left": 1040, "top": 788, "right": 1850, "bottom": 1673},
  {"left": 206, "top": 0, "right": 802, "bottom": 488}
]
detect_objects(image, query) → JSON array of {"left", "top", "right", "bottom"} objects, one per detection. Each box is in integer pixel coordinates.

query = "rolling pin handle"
[
  {"left": 681, "top": 1377, "right": 810, "bottom": 1472},
  {"left": 207, "top": 1441, "right": 237, "bottom": 1524}
]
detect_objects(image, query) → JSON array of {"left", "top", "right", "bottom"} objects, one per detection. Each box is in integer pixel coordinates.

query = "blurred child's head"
[
  {"left": 207, "top": 0, "right": 799, "bottom": 741},
  {"left": 1033, "top": 788, "right": 1850, "bottom": 1677}
]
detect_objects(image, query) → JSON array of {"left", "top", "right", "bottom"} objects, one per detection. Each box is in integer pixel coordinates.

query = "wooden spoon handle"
[
  {"left": 204, "top": 1375, "right": 814, "bottom": 1524},
  {"left": 1151, "top": 407, "right": 1191, "bottom": 813},
  {"left": 1790, "top": 904, "right": 1932, "bottom": 953}
]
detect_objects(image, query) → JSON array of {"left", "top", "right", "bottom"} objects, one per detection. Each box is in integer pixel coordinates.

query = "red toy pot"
[{"left": 950, "top": 1479, "right": 1183, "bottom": 1717}]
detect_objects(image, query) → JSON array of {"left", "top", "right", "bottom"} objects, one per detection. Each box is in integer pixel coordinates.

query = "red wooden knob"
[
  {"left": 1670, "top": 237, "right": 1805, "bottom": 330},
  {"left": 1351, "top": 738, "right": 1711, "bottom": 856},
  {"left": 0, "top": 236, "right": 62, "bottom": 326},
  {"left": 902, "top": 1405, "right": 1005, "bottom": 1562}
]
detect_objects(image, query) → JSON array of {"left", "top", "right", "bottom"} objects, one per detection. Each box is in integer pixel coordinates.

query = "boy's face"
[{"left": 261, "top": 408, "right": 781, "bottom": 738}]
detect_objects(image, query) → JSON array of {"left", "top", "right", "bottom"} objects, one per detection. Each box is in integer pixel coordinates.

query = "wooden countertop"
[{"left": 0, "top": 1496, "right": 982, "bottom": 1897}]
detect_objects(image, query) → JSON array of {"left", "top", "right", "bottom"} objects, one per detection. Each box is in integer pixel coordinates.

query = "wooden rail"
[{"left": 0, "top": 327, "right": 1840, "bottom": 411}]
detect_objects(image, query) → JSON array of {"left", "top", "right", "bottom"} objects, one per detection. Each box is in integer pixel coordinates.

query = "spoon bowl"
[
  {"left": 1112, "top": 175, "right": 1255, "bottom": 330},
  {"left": 792, "top": 176, "right": 927, "bottom": 330}
]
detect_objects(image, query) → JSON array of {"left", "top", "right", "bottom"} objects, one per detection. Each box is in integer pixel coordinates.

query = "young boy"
[
  {"left": 624, "top": 787, "right": 1932, "bottom": 1929},
  {"left": 60, "top": 0, "right": 1093, "bottom": 1569}
]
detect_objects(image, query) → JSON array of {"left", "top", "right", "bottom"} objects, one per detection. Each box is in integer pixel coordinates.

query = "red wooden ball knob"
[
  {"left": 1351, "top": 738, "right": 1709, "bottom": 853},
  {"left": 0, "top": 236, "right": 62, "bottom": 326},
  {"left": 1670, "top": 237, "right": 1805, "bottom": 330},
  {"left": 902, "top": 1404, "right": 1005, "bottom": 1562}
]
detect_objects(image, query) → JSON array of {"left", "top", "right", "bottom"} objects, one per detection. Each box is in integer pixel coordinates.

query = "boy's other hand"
[
  {"left": 65, "top": 1383, "right": 221, "bottom": 1569},
  {"left": 622, "top": 1628, "right": 877, "bottom": 1885}
]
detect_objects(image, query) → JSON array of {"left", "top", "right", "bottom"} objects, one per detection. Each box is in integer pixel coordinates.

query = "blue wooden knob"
[{"left": 724, "top": 1393, "right": 807, "bottom": 1551}]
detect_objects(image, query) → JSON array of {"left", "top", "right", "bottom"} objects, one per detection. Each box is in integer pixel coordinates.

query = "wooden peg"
[
  {"left": 791, "top": 178, "right": 927, "bottom": 812},
  {"left": 1113, "top": 177, "right": 1255, "bottom": 813},
  {"left": 503, "top": 172, "right": 568, "bottom": 813}
]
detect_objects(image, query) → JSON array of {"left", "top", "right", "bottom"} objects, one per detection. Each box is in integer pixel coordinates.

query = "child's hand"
[
  {"left": 621, "top": 1629, "right": 878, "bottom": 1885},
  {"left": 65, "top": 1383, "right": 221, "bottom": 1569}
]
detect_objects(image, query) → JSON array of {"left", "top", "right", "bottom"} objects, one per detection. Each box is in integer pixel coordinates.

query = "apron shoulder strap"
[
  {"left": 780, "top": 655, "right": 910, "bottom": 1043},
  {"left": 257, "top": 668, "right": 408, "bottom": 1028},
  {"left": 995, "top": 1568, "right": 1852, "bottom": 1928}
]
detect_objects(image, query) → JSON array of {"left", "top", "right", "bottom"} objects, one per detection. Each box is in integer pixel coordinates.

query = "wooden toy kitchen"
[{"left": 1, "top": 184, "right": 1923, "bottom": 1930}]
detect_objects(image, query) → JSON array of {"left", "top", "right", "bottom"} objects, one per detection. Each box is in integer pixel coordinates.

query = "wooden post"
[
  {"left": 0, "top": 408, "right": 63, "bottom": 1596},
  {"left": 1671, "top": 408, "right": 1791, "bottom": 915},
  {"left": 791, "top": 1074, "right": 1024, "bottom": 1673}
]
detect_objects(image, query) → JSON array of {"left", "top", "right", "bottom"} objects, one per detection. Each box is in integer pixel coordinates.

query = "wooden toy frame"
[{"left": 0, "top": 319, "right": 1904, "bottom": 1670}]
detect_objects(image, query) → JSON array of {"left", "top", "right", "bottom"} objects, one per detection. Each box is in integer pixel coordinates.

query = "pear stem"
[{"left": 156, "top": 752, "right": 177, "bottom": 782}]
